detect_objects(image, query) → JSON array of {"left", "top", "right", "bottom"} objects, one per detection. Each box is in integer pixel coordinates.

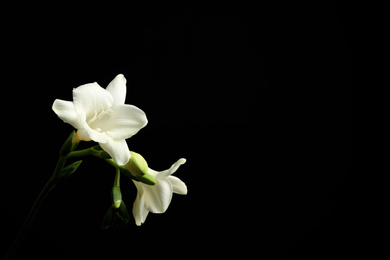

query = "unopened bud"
[
  {"left": 125, "top": 151, "right": 156, "bottom": 185},
  {"left": 125, "top": 151, "right": 148, "bottom": 176},
  {"left": 112, "top": 186, "right": 122, "bottom": 209}
]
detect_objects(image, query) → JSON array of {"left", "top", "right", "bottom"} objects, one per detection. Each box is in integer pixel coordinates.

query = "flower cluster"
[{"left": 52, "top": 74, "right": 187, "bottom": 226}]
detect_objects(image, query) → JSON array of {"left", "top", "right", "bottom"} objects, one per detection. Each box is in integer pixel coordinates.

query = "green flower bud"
[
  {"left": 124, "top": 151, "right": 156, "bottom": 185},
  {"left": 125, "top": 151, "right": 148, "bottom": 176},
  {"left": 112, "top": 186, "right": 122, "bottom": 209}
]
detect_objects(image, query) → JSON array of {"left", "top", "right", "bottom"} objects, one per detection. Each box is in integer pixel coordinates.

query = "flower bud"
[
  {"left": 125, "top": 151, "right": 148, "bottom": 176},
  {"left": 112, "top": 186, "right": 122, "bottom": 209},
  {"left": 124, "top": 151, "right": 156, "bottom": 185}
]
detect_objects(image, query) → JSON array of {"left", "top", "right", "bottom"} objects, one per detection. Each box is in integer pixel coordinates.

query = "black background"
[{"left": 1, "top": 2, "right": 354, "bottom": 259}]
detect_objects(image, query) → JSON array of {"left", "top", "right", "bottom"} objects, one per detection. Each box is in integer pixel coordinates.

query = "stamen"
[{"left": 87, "top": 109, "right": 112, "bottom": 125}]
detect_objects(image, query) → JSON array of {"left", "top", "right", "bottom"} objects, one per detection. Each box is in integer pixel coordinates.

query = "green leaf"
[{"left": 59, "top": 160, "right": 82, "bottom": 179}]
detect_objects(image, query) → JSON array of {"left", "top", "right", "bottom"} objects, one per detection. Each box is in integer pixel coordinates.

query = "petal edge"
[
  {"left": 106, "top": 74, "right": 127, "bottom": 107},
  {"left": 105, "top": 104, "right": 148, "bottom": 140},
  {"left": 99, "top": 139, "right": 130, "bottom": 165},
  {"left": 52, "top": 99, "right": 81, "bottom": 129}
]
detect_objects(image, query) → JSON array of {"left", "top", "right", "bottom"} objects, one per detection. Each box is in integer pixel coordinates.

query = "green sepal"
[
  {"left": 58, "top": 160, "right": 82, "bottom": 180},
  {"left": 101, "top": 201, "right": 130, "bottom": 231},
  {"left": 60, "top": 131, "right": 77, "bottom": 156},
  {"left": 135, "top": 173, "right": 156, "bottom": 185},
  {"left": 117, "top": 200, "right": 130, "bottom": 224},
  {"left": 101, "top": 207, "right": 114, "bottom": 231},
  {"left": 119, "top": 164, "right": 156, "bottom": 185}
]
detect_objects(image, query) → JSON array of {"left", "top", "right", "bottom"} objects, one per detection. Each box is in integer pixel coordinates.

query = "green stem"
[
  {"left": 67, "top": 146, "right": 109, "bottom": 160},
  {"left": 66, "top": 148, "right": 93, "bottom": 158},
  {"left": 5, "top": 131, "right": 84, "bottom": 259},
  {"left": 105, "top": 159, "right": 138, "bottom": 182},
  {"left": 105, "top": 158, "right": 118, "bottom": 168},
  {"left": 114, "top": 167, "right": 121, "bottom": 187},
  {"left": 5, "top": 156, "right": 65, "bottom": 260}
]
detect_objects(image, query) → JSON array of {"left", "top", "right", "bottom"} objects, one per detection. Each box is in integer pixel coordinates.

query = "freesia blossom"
[
  {"left": 52, "top": 74, "right": 147, "bottom": 165},
  {"left": 132, "top": 158, "right": 187, "bottom": 226}
]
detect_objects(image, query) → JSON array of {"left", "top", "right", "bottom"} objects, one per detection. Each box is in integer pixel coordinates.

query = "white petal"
[
  {"left": 157, "top": 158, "right": 187, "bottom": 178},
  {"left": 72, "top": 82, "right": 113, "bottom": 121},
  {"left": 74, "top": 129, "right": 91, "bottom": 141},
  {"left": 147, "top": 168, "right": 159, "bottom": 178},
  {"left": 52, "top": 99, "right": 81, "bottom": 129},
  {"left": 142, "top": 179, "right": 173, "bottom": 213},
  {"left": 168, "top": 176, "right": 188, "bottom": 195},
  {"left": 132, "top": 181, "right": 149, "bottom": 226},
  {"left": 106, "top": 74, "right": 127, "bottom": 107},
  {"left": 104, "top": 104, "right": 148, "bottom": 139},
  {"left": 99, "top": 139, "right": 130, "bottom": 165},
  {"left": 77, "top": 126, "right": 110, "bottom": 143}
]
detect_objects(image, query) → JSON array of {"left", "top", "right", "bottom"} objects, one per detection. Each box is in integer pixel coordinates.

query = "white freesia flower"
[
  {"left": 52, "top": 74, "right": 147, "bottom": 165},
  {"left": 132, "top": 158, "right": 187, "bottom": 226}
]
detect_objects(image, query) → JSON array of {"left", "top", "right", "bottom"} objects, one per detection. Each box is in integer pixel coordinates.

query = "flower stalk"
[
  {"left": 5, "top": 177, "right": 57, "bottom": 260},
  {"left": 5, "top": 131, "right": 80, "bottom": 260},
  {"left": 66, "top": 145, "right": 110, "bottom": 159}
]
